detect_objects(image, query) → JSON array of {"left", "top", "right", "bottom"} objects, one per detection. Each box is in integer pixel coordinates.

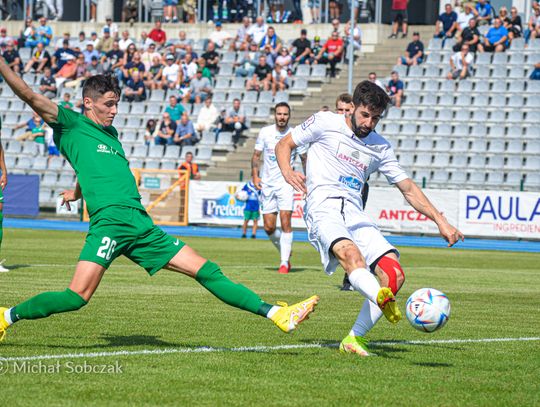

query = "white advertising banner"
[
  {"left": 188, "top": 181, "right": 306, "bottom": 228},
  {"left": 458, "top": 190, "right": 540, "bottom": 239},
  {"left": 364, "top": 188, "right": 459, "bottom": 234}
]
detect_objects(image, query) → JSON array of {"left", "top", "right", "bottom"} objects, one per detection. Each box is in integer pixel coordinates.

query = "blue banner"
[{"left": 3, "top": 174, "right": 40, "bottom": 217}]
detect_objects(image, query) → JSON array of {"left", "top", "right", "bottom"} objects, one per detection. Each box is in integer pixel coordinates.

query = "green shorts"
[
  {"left": 244, "top": 210, "right": 260, "bottom": 221},
  {"left": 79, "top": 206, "right": 185, "bottom": 275}
]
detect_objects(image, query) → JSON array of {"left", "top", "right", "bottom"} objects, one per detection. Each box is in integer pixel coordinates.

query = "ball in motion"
[
  {"left": 235, "top": 190, "right": 249, "bottom": 202},
  {"left": 406, "top": 288, "right": 451, "bottom": 333}
]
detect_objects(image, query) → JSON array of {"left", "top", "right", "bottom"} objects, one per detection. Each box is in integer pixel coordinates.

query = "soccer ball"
[
  {"left": 405, "top": 288, "right": 451, "bottom": 333},
  {"left": 235, "top": 190, "right": 249, "bottom": 202}
]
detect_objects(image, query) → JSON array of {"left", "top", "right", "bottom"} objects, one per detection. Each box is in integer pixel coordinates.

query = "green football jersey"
[{"left": 50, "top": 106, "right": 144, "bottom": 216}]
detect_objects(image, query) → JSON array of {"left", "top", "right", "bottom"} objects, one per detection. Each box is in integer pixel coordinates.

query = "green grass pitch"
[{"left": 0, "top": 228, "right": 539, "bottom": 406}]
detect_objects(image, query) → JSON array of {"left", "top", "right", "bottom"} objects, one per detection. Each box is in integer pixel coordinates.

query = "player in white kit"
[
  {"left": 251, "top": 103, "right": 306, "bottom": 274},
  {"left": 275, "top": 81, "right": 464, "bottom": 356}
]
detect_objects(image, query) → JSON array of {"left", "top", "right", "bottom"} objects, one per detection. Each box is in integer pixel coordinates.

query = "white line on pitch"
[{"left": 1, "top": 337, "right": 538, "bottom": 362}]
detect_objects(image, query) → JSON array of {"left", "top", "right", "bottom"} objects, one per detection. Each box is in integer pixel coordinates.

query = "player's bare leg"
[
  {"left": 241, "top": 219, "right": 249, "bottom": 238},
  {"left": 251, "top": 219, "right": 258, "bottom": 238},
  {"left": 263, "top": 211, "right": 282, "bottom": 253},
  {"left": 164, "top": 245, "right": 319, "bottom": 333}
]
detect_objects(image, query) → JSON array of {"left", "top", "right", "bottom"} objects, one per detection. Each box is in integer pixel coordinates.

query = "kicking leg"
[
  {"left": 278, "top": 210, "right": 293, "bottom": 273},
  {"left": 165, "top": 245, "right": 318, "bottom": 333}
]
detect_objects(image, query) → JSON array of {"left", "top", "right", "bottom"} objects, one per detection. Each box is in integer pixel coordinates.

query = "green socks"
[
  {"left": 195, "top": 261, "right": 273, "bottom": 317},
  {"left": 10, "top": 288, "right": 87, "bottom": 323},
  {"left": 0, "top": 212, "right": 3, "bottom": 252}
]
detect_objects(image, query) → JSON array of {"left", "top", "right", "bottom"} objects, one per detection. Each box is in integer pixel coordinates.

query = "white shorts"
[
  {"left": 260, "top": 183, "right": 294, "bottom": 214},
  {"left": 304, "top": 197, "right": 397, "bottom": 275}
]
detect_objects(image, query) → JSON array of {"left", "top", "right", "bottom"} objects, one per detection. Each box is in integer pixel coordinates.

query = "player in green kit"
[
  {"left": 0, "top": 58, "right": 319, "bottom": 342},
  {"left": 0, "top": 116, "right": 8, "bottom": 272}
]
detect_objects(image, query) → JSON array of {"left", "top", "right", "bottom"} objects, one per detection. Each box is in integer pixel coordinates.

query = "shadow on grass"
[
  {"left": 263, "top": 267, "right": 309, "bottom": 273},
  {"left": 5, "top": 264, "right": 32, "bottom": 270}
]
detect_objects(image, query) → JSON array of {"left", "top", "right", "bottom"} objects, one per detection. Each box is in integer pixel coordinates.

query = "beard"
[{"left": 350, "top": 114, "right": 372, "bottom": 138}]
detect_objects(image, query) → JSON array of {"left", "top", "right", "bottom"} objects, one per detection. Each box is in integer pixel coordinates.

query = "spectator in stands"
[
  {"left": 527, "top": 7, "right": 540, "bottom": 40},
  {"left": 39, "top": 67, "right": 57, "bottom": 99},
  {"left": 15, "top": 112, "right": 44, "bottom": 142},
  {"left": 20, "top": 19, "right": 39, "bottom": 48},
  {"left": 118, "top": 30, "right": 134, "bottom": 51},
  {"left": 368, "top": 71, "right": 385, "bottom": 90},
  {"left": 36, "top": 17, "right": 53, "bottom": 46},
  {"left": 434, "top": 4, "right": 458, "bottom": 39},
  {"left": 388, "top": 0, "right": 409, "bottom": 39},
  {"left": 260, "top": 26, "right": 282, "bottom": 56},
  {"left": 246, "top": 55, "right": 272, "bottom": 91},
  {"left": 96, "top": 27, "right": 113, "bottom": 53},
  {"left": 308, "top": 36, "right": 323, "bottom": 64},
  {"left": 316, "top": 30, "right": 344, "bottom": 77},
  {"left": 149, "top": 20, "right": 167, "bottom": 48},
  {"left": 123, "top": 43, "right": 137, "bottom": 66},
  {"left": 64, "top": 54, "right": 87, "bottom": 88},
  {"left": 161, "top": 54, "right": 182, "bottom": 90},
  {"left": 195, "top": 96, "right": 220, "bottom": 134},
  {"left": 76, "top": 31, "right": 88, "bottom": 50},
  {"left": 331, "top": 18, "right": 341, "bottom": 35},
  {"left": 123, "top": 71, "right": 147, "bottom": 102},
  {"left": 222, "top": 98, "right": 247, "bottom": 146},
  {"left": 123, "top": 51, "right": 145, "bottom": 82},
  {"left": 271, "top": 63, "right": 289, "bottom": 94},
  {"left": 275, "top": 47, "right": 293, "bottom": 71},
  {"left": 122, "top": 0, "right": 138, "bottom": 23},
  {"left": 344, "top": 22, "right": 362, "bottom": 52},
  {"left": 201, "top": 41, "right": 220, "bottom": 75},
  {"left": 51, "top": 40, "right": 77, "bottom": 73},
  {"left": 235, "top": 42, "right": 261, "bottom": 77},
  {"left": 2, "top": 41, "right": 21, "bottom": 74},
  {"left": 141, "top": 42, "right": 161, "bottom": 70},
  {"left": 453, "top": 17, "right": 480, "bottom": 53},
  {"left": 268, "top": 0, "right": 286, "bottom": 23},
  {"left": 178, "top": 152, "right": 201, "bottom": 180},
  {"left": 184, "top": 68, "right": 212, "bottom": 103},
  {"left": 456, "top": 3, "right": 476, "bottom": 32},
  {"left": 231, "top": 17, "right": 252, "bottom": 51},
  {"left": 155, "top": 112, "right": 177, "bottom": 145},
  {"left": 196, "top": 57, "right": 213, "bottom": 80},
  {"left": 475, "top": 0, "right": 493, "bottom": 26},
  {"left": 181, "top": 52, "right": 198, "bottom": 82},
  {"left": 58, "top": 92, "right": 74, "bottom": 110},
  {"left": 387, "top": 70, "right": 404, "bottom": 108},
  {"left": 144, "top": 119, "right": 158, "bottom": 145},
  {"left": 54, "top": 54, "right": 78, "bottom": 87},
  {"left": 335, "top": 93, "right": 353, "bottom": 115},
  {"left": 397, "top": 31, "right": 424, "bottom": 66},
  {"left": 248, "top": 16, "right": 268, "bottom": 45},
  {"left": 89, "top": 31, "right": 99, "bottom": 47},
  {"left": 530, "top": 62, "right": 540, "bottom": 80},
  {"left": 478, "top": 17, "right": 509, "bottom": 52},
  {"left": 83, "top": 42, "right": 100, "bottom": 65},
  {"left": 163, "top": 0, "right": 180, "bottom": 23},
  {"left": 0, "top": 27, "right": 11, "bottom": 47},
  {"left": 329, "top": 0, "right": 342, "bottom": 20},
  {"left": 103, "top": 40, "right": 124, "bottom": 75},
  {"left": 308, "top": 0, "right": 321, "bottom": 24},
  {"left": 506, "top": 7, "right": 523, "bottom": 40},
  {"left": 144, "top": 56, "right": 164, "bottom": 90},
  {"left": 447, "top": 44, "right": 473, "bottom": 80},
  {"left": 86, "top": 55, "right": 105, "bottom": 76},
  {"left": 290, "top": 29, "right": 311, "bottom": 65},
  {"left": 209, "top": 21, "right": 232, "bottom": 49},
  {"left": 175, "top": 31, "right": 193, "bottom": 57},
  {"left": 54, "top": 32, "right": 72, "bottom": 50},
  {"left": 45, "top": 125, "right": 59, "bottom": 163},
  {"left": 24, "top": 42, "right": 51, "bottom": 74},
  {"left": 174, "top": 113, "right": 198, "bottom": 146},
  {"left": 166, "top": 95, "right": 185, "bottom": 122},
  {"left": 102, "top": 16, "right": 119, "bottom": 38},
  {"left": 30, "top": 122, "right": 47, "bottom": 156}
]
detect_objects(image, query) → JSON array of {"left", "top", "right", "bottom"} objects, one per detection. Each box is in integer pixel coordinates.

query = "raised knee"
[{"left": 264, "top": 225, "right": 276, "bottom": 235}]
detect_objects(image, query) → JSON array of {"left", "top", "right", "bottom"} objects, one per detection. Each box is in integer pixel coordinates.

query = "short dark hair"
[
  {"left": 352, "top": 80, "right": 390, "bottom": 112},
  {"left": 336, "top": 93, "right": 352, "bottom": 107},
  {"left": 274, "top": 102, "right": 291, "bottom": 113},
  {"left": 82, "top": 74, "right": 121, "bottom": 100}
]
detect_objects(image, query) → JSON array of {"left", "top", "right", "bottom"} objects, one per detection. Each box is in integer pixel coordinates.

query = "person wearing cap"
[
  {"left": 36, "top": 17, "right": 53, "bottom": 46},
  {"left": 52, "top": 40, "right": 77, "bottom": 73},
  {"left": 55, "top": 32, "right": 72, "bottom": 50},
  {"left": 308, "top": 36, "right": 323, "bottom": 64},
  {"left": 24, "top": 42, "right": 51, "bottom": 74},
  {"left": 89, "top": 31, "right": 99, "bottom": 48},
  {"left": 183, "top": 68, "right": 212, "bottom": 104},
  {"left": 3, "top": 41, "right": 22, "bottom": 74},
  {"left": 290, "top": 29, "right": 311, "bottom": 65},
  {"left": 149, "top": 21, "right": 167, "bottom": 48},
  {"left": 396, "top": 31, "right": 424, "bottom": 66},
  {"left": 161, "top": 54, "right": 182, "bottom": 90},
  {"left": 102, "top": 17, "right": 119, "bottom": 38},
  {"left": 163, "top": 0, "right": 180, "bottom": 23},
  {"left": 209, "top": 21, "right": 232, "bottom": 49},
  {"left": 96, "top": 28, "right": 114, "bottom": 53},
  {"left": 235, "top": 41, "right": 261, "bottom": 77},
  {"left": 86, "top": 55, "right": 105, "bottom": 76},
  {"left": 83, "top": 42, "right": 100, "bottom": 65}
]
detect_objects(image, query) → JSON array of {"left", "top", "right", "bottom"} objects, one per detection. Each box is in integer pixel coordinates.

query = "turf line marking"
[{"left": 1, "top": 337, "right": 539, "bottom": 362}]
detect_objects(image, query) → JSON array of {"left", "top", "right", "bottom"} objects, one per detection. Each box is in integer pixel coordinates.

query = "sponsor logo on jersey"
[
  {"left": 97, "top": 144, "right": 110, "bottom": 153},
  {"left": 336, "top": 142, "right": 371, "bottom": 171},
  {"left": 301, "top": 115, "right": 315, "bottom": 130},
  {"left": 339, "top": 175, "right": 362, "bottom": 191}
]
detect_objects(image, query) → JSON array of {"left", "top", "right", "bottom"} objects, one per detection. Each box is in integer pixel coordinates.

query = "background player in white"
[
  {"left": 275, "top": 81, "right": 464, "bottom": 356},
  {"left": 251, "top": 102, "right": 306, "bottom": 274}
]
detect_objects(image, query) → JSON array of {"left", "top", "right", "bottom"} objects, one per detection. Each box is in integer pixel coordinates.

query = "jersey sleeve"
[
  {"left": 291, "top": 112, "right": 325, "bottom": 147},
  {"left": 254, "top": 130, "right": 265, "bottom": 151},
  {"left": 48, "top": 105, "right": 81, "bottom": 138},
  {"left": 378, "top": 145, "right": 409, "bottom": 185}
]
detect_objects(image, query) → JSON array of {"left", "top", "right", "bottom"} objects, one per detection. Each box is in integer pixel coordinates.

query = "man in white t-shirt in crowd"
[
  {"left": 275, "top": 81, "right": 464, "bottom": 356},
  {"left": 251, "top": 102, "right": 307, "bottom": 274},
  {"left": 161, "top": 53, "right": 182, "bottom": 90},
  {"left": 446, "top": 44, "right": 473, "bottom": 80}
]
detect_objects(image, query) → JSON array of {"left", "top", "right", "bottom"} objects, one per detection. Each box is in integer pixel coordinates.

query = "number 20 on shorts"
[{"left": 97, "top": 237, "right": 117, "bottom": 261}]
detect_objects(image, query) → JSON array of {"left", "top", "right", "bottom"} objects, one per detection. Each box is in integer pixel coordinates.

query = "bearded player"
[
  {"left": 0, "top": 59, "right": 319, "bottom": 342},
  {"left": 275, "top": 81, "right": 463, "bottom": 356}
]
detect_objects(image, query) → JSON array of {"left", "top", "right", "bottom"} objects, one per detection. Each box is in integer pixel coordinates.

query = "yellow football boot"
[{"left": 270, "top": 295, "right": 319, "bottom": 333}]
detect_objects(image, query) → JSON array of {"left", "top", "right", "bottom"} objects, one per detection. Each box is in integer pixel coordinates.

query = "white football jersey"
[
  {"left": 255, "top": 124, "right": 306, "bottom": 188},
  {"left": 291, "top": 111, "right": 409, "bottom": 208}
]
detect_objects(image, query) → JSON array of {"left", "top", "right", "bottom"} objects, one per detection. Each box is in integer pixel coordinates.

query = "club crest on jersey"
[
  {"left": 336, "top": 142, "right": 371, "bottom": 171},
  {"left": 301, "top": 115, "right": 315, "bottom": 130},
  {"left": 339, "top": 175, "right": 362, "bottom": 191}
]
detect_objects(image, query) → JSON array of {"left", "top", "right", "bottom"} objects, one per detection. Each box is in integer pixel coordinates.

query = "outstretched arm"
[
  {"left": 0, "top": 57, "right": 58, "bottom": 123},
  {"left": 275, "top": 134, "right": 306, "bottom": 193},
  {"left": 396, "top": 178, "right": 464, "bottom": 246}
]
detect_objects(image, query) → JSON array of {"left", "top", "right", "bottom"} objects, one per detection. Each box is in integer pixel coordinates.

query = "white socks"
[
  {"left": 349, "top": 298, "right": 383, "bottom": 337},
  {"left": 266, "top": 305, "right": 280, "bottom": 319},
  {"left": 268, "top": 229, "right": 282, "bottom": 252},
  {"left": 4, "top": 308, "right": 13, "bottom": 326},
  {"left": 280, "top": 232, "right": 293, "bottom": 264},
  {"left": 348, "top": 268, "right": 381, "bottom": 305}
]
